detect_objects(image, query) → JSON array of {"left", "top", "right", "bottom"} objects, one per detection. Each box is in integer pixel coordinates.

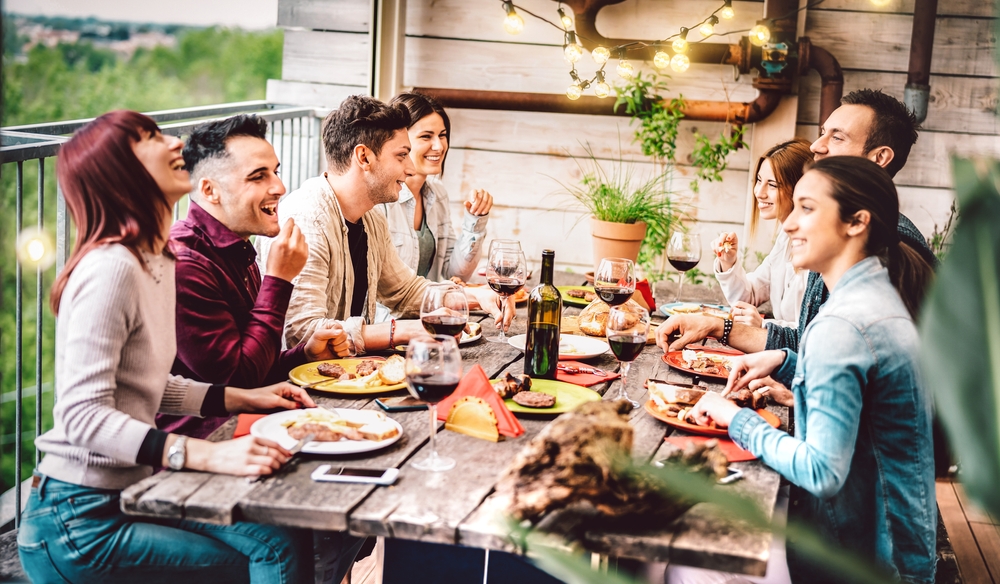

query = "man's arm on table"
[{"left": 655, "top": 315, "right": 770, "bottom": 354}]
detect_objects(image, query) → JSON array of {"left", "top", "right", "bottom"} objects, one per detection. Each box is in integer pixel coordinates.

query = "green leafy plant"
[
  {"left": 690, "top": 126, "right": 748, "bottom": 193},
  {"left": 926, "top": 199, "right": 959, "bottom": 261}
]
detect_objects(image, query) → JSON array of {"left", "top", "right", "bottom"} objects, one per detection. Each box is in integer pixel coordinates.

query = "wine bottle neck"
[{"left": 540, "top": 253, "right": 555, "bottom": 286}]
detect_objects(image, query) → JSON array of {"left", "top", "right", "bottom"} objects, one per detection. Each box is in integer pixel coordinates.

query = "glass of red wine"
[
  {"left": 485, "top": 246, "right": 527, "bottom": 343},
  {"left": 420, "top": 283, "right": 469, "bottom": 340},
  {"left": 595, "top": 257, "right": 636, "bottom": 306},
  {"left": 606, "top": 305, "right": 649, "bottom": 409},
  {"left": 667, "top": 231, "right": 702, "bottom": 302},
  {"left": 405, "top": 335, "right": 462, "bottom": 472}
]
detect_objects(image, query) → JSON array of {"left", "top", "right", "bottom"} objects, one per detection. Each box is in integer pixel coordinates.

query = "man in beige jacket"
[{"left": 258, "top": 95, "right": 510, "bottom": 353}]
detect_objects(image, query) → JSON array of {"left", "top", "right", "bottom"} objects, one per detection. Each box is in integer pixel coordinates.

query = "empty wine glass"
[
  {"left": 667, "top": 231, "right": 702, "bottom": 302},
  {"left": 406, "top": 335, "right": 462, "bottom": 472},
  {"left": 485, "top": 247, "right": 527, "bottom": 343},
  {"left": 606, "top": 305, "right": 649, "bottom": 409},
  {"left": 595, "top": 257, "right": 637, "bottom": 307},
  {"left": 420, "top": 283, "right": 469, "bottom": 340}
]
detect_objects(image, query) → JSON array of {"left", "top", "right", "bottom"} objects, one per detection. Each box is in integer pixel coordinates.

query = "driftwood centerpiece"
[{"left": 495, "top": 400, "right": 728, "bottom": 536}]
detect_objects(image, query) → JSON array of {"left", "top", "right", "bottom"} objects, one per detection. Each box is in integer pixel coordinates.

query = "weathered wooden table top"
[{"left": 121, "top": 273, "right": 782, "bottom": 576}]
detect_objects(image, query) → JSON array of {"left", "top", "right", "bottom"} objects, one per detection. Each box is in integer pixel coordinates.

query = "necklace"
[{"left": 140, "top": 249, "right": 165, "bottom": 285}]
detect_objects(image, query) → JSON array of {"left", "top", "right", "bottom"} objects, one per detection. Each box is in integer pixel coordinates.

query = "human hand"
[
  {"left": 731, "top": 301, "right": 763, "bottom": 328},
  {"left": 265, "top": 218, "right": 308, "bottom": 283},
  {"left": 712, "top": 231, "right": 738, "bottom": 271},
  {"left": 463, "top": 287, "right": 513, "bottom": 330},
  {"left": 688, "top": 392, "right": 742, "bottom": 429},
  {"left": 747, "top": 376, "right": 795, "bottom": 407},
  {"left": 464, "top": 189, "right": 493, "bottom": 216},
  {"left": 723, "top": 350, "right": 787, "bottom": 396},
  {"left": 304, "top": 320, "right": 352, "bottom": 360},
  {"left": 392, "top": 319, "right": 431, "bottom": 345},
  {"left": 187, "top": 435, "right": 292, "bottom": 477},
  {"left": 655, "top": 315, "right": 723, "bottom": 353},
  {"left": 224, "top": 382, "right": 317, "bottom": 414}
]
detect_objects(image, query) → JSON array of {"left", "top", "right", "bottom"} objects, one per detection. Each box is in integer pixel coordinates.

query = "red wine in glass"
[
  {"left": 595, "top": 286, "right": 633, "bottom": 306},
  {"left": 420, "top": 315, "right": 467, "bottom": 337},
  {"left": 487, "top": 277, "right": 524, "bottom": 296},
  {"left": 668, "top": 258, "right": 699, "bottom": 272},
  {"left": 406, "top": 372, "right": 460, "bottom": 403},
  {"left": 608, "top": 334, "right": 646, "bottom": 362}
]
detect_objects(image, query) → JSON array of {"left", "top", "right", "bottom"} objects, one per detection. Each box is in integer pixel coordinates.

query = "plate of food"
[
  {"left": 644, "top": 380, "right": 780, "bottom": 437},
  {"left": 663, "top": 348, "right": 740, "bottom": 380},
  {"left": 492, "top": 375, "right": 601, "bottom": 414},
  {"left": 250, "top": 407, "right": 403, "bottom": 455},
  {"left": 461, "top": 322, "right": 482, "bottom": 344},
  {"left": 288, "top": 356, "right": 407, "bottom": 394},
  {"left": 556, "top": 286, "right": 597, "bottom": 307},
  {"left": 449, "top": 277, "right": 529, "bottom": 305},
  {"left": 507, "top": 333, "right": 609, "bottom": 360},
  {"left": 659, "top": 302, "right": 731, "bottom": 319}
]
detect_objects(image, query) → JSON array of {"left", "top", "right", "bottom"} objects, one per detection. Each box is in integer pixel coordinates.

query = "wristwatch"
[{"left": 167, "top": 436, "right": 188, "bottom": 471}]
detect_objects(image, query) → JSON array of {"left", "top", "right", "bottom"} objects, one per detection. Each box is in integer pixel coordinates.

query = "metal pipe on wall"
[{"left": 905, "top": 0, "right": 938, "bottom": 123}]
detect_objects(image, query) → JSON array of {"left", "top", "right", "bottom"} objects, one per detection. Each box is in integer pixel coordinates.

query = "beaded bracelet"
[
  {"left": 388, "top": 318, "right": 397, "bottom": 349},
  {"left": 721, "top": 317, "right": 734, "bottom": 346}
]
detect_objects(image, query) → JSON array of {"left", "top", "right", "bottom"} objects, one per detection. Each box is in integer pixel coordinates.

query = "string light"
[
  {"left": 719, "top": 0, "right": 735, "bottom": 19},
  {"left": 869, "top": 0, "right": 892, "bottom": 5},
  {"left": 16, "top": 227, "right": 55, "bottom": 270},
  {"left": 616, "top": 57, "right": 635, "bottom": 80},
  {"left": 672, "top": 28, "right": 689, "bottom": 54},
  {"left": 563, "top": 31, "right": 583, "bottom": 63},
  {"left": 592, "top": 46, "right": 610, "bottom": 65},
  {"left": 699, "top": 15, "right": 719, "bottom": 38},
  {"left": 502, "top": 1, "right": 524, "bottom": 35},
  {"left": 593, "top": 70, "right": 610, "bottom": 98},
  {"left": 653, "top": 50, "right": 670, "bottom": 69},
  {"left": 749, "top": 21, "right": 771, "bottom": 46},
  {"left": 670, "top": 53, "right": 691, "bottom": 73},
  {"left": 566, "top": 70, "right": 588, "bottom": 100},
  {"left": 557, "top": 6, "right": 573, "bottom": 29}
]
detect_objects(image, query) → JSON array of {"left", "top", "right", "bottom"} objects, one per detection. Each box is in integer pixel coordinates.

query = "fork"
[{"left": 557, "top": 364, "right": 608, "bottom": 376}]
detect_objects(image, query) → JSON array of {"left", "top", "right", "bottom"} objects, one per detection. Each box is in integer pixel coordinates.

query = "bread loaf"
[{"left": 577, "top": 299, "right": 644, "bottom": 337}]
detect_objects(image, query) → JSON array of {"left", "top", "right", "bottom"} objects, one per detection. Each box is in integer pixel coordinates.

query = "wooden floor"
[{"left": 937, "top": 479, "right": 1000, "bottom": 583}]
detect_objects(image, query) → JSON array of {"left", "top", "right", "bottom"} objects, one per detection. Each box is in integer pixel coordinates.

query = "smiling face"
[
  {"left": 753, "top": 158, "right": 780, "bottom": 221},
  {"left": 207, "top": 136, "right": 285, "bottom": 239},
  {"left": 132, "top": 129, "right": 190, "bottom": 204},
  {"left": 407, "top": 113, "right": 448, "bottom": 177},
  {"left": 364, "top": 129, "right": 415, "bottom": 205},
  {"left": 783, "top": 171, "right": 863, "bottom": 274},
  {"left": 811, "top": 104, "right": 874, "bottom": 162}
]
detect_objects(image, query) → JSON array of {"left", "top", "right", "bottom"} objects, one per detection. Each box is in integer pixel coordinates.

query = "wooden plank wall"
[{"left": 269, "top": 0, "right": 999, "bottom": 273}]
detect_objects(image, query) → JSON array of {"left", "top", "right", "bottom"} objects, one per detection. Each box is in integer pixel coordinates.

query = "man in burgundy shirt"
[{"left": 158, "top": 114, "right": 350, "bottom": 440}]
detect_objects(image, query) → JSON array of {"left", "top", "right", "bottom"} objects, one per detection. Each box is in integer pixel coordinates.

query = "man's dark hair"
[
  {"left": 841, "top": 89, "right": 919, "bottom": 178},
  {"left": 182, "top": 114, "right": 269, "bottom": 175},
  {"left": 322, "top": 95, "right": 411, "bottom": 173}
]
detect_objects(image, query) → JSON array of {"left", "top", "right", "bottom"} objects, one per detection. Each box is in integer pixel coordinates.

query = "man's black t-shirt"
[{"left": 345, "top": 218, "right": 369, "bottom": 318}]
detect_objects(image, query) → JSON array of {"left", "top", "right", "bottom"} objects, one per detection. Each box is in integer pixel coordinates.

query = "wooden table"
[{"left": 121, "top": 274, "right": 784, "bottom": 577}]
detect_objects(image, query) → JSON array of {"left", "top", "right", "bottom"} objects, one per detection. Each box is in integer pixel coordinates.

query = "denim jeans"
[{"left": 17, "top": 474, "right": 313, "bottom": 584}]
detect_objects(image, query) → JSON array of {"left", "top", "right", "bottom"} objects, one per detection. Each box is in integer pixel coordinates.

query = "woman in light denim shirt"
[{"left": 690, "top": 157, "right": 936, "bottom": 584}]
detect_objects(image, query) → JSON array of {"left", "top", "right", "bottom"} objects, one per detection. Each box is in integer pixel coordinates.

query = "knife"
[
  {"left": 296, "top": 378, "right": 340, "bottom": 390},
  {"left": 557, "top": 364, "right": 608, "bottom": 376},
  {"left": 247, "top": 432, "right": 314, "bottom": 483}
]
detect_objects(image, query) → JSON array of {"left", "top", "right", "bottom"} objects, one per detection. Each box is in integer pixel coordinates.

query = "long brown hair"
[
  {"left": 749, "top": 138, "right": 812, "bottom": 238},
  {"left": 50, "top": 110, "right": 172, "bottom": 313},
  {"left": 807, "top": 156, "right": 933, "bottom": 319},
  {"left": 389, "top": 92, "right": 451, "bottom": 175}
]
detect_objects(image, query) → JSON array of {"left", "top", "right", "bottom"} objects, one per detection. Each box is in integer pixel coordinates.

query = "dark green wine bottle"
[{"left": 524, "top": 250, "right": 562, "bottom": 379}]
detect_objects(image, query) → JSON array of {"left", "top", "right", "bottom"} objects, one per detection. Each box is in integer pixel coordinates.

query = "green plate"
[
  {"left": 556, "top": 285, "right": 596, "bottom": 307},
  {"left": 499, "top": 378, "right": 601, "bottom": 414}
]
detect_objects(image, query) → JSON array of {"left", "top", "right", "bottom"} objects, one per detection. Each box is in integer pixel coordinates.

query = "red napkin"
[
  {"left": 435, "top": 364, "right": 525, "bottom": 438},
  {"left": 664, "top": 435, "right": 757, "bottom": 462},
  {"left": 234, "top": 414, "right": 266, "bottom": 438},
  {"left": 636, "top": 279, "right": 656, "bottom": 312},
  {"left": 556, "top": 361, "right": 620, "bottom": 387}
]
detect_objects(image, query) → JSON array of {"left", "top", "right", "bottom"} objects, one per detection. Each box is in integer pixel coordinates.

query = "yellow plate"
[{"left": 288, "top": 359, "right": 407, "bottom": 395}]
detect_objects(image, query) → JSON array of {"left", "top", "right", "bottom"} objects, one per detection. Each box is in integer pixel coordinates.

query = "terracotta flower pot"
[{"left": 590, "top": 218, "right": 647, "bottom": 273}]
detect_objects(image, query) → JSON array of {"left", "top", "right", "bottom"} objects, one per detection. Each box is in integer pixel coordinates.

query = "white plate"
[
  {"left": 460, "top": 330, "right": 483, "bottom": 344},
  {"left": 250, "top": 408, "right": 404, "bottom": 455},
  {"left": 507, "top": 333, "right": 609, "bottom": 360}
]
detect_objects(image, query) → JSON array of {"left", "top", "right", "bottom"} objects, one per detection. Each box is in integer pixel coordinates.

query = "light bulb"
[
  {"left": 594, "top": 80, "right": 610, "bottom": 98},
  {"left": 503, "top": 2, "right": 524, "bottom": 35},
  {"left": 670, "top": 53, "right": 690, "bottom": 73},
  {"left": 672, "top": 37, "right": 688, "bottom": 54},
  {"left": 749, "top": 23, "right": 771, "bottom": 46},
  {"left": 566, "top": 83, "right": 583, "bottom": 100},
  {"left": 592, "top": 46, "right": 610, "bottom": 65},
  {"left": 16, "top": 227, "right": 55, "bottom": 270},
  {"left": 565, "top": 43, "right": 583, "bottom": 63},
  {"left": 557, "top": 7, "right": 574, "bottom": 29},
  {"left": 699, "top": 16, "right": 718, "bottom": 38},
  {"left": 720, "top": 1, "right": 735, "bottom": 19},
  {"left": 616, "top": 58, "right": 635, "bottom": 80},
  {"left": 870, "top": 0, "right": 892, "bottom": 5},
  {"left": 653, "top": 51, "right": 670, "bottom": 69}
]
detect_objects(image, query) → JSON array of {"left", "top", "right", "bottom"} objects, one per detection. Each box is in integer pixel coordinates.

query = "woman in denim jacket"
[{"left": 690, "top": 156, "right": 936, "bottom": 583}]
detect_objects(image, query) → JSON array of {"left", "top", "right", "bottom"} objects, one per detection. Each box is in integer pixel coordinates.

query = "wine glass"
[
  {"left": 488, "top": 239, "right": 522, "bottom": 254},
  {"left": 594, "top": 257, "right": 637, "bottom": 306},
  {"left": 420, "top": 283, "right": 469, "bottom": 341},
  {"left": 606, "top": 305, "right": 649, "bottom": 409},
  {"left": 406, "top": 335, "right": 462, "bottom": 472},
  {"left": 485, "top": 247, "right": 527, "bottom": 343},
  {"left": 667, "top": 231, "right": 702, "bottom": 302}
]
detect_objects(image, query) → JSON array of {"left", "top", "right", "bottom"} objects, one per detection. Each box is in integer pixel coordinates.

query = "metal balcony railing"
[{"left": 0, "top": 100, "right": 324, "bottom": 529}]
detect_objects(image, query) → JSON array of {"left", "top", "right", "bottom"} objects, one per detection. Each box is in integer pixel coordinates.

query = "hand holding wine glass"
[
  {"left": 485, "top": 246, "right": 527, "bottom": 343},
  {"left": 595, "top": 257, "right": 637, "bottom": 306},
  {"left": 405, "top": 336, "right": 462, "bottom": 472},
  {"left": 667, "top": 231, "right": 702, "bottom": 302},
  {"left": 420, "top": 283, "right": 469, "bottom": 339},
  {"left": 606, "top": 305, "right": 649, "bottom": 409}
]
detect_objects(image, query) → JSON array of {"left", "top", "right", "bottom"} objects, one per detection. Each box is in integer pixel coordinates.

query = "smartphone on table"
[
  {"left": 375, "top": 396, "right": 428, "bottom": 412},
  {"left": 311, "top": 465, "right": 399, "bottom": 485}
]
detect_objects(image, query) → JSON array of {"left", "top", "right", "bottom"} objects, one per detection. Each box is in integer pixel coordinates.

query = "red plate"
[
  {"left": 662, "top": 349, "right": 743, "bottom": 380},
  {"left": 644, "top": 400, "right": 781, "bottom": 437}
]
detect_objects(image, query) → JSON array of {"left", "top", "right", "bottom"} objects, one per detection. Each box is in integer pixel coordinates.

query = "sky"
[{"left": 5, "top": 0, "right": 280, "bottom": 29}]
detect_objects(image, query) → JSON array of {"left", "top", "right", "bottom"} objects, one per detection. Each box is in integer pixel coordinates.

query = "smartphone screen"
[
  {"left": 335, "top": 467, "right": 389, "bottom": 478},
  {"left": 311, "top": 464, "right": 399, "bottom": 485}
]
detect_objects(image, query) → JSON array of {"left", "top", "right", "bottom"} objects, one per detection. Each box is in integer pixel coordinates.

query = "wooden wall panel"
[
  {"left": 277, "top": 0, "right": 370, "bottom": 31},
  {"left": 596, "top": 0, "right": 762, "bottom": 43},
  {"left": 282, "top": 30, "right": 370, "bottom": 86},
  {"left": 816, "top": 0, "right": 995, "bottom": 18},
  {"left": 266, "top": 79, "right": 362, "bottom": 108}
]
